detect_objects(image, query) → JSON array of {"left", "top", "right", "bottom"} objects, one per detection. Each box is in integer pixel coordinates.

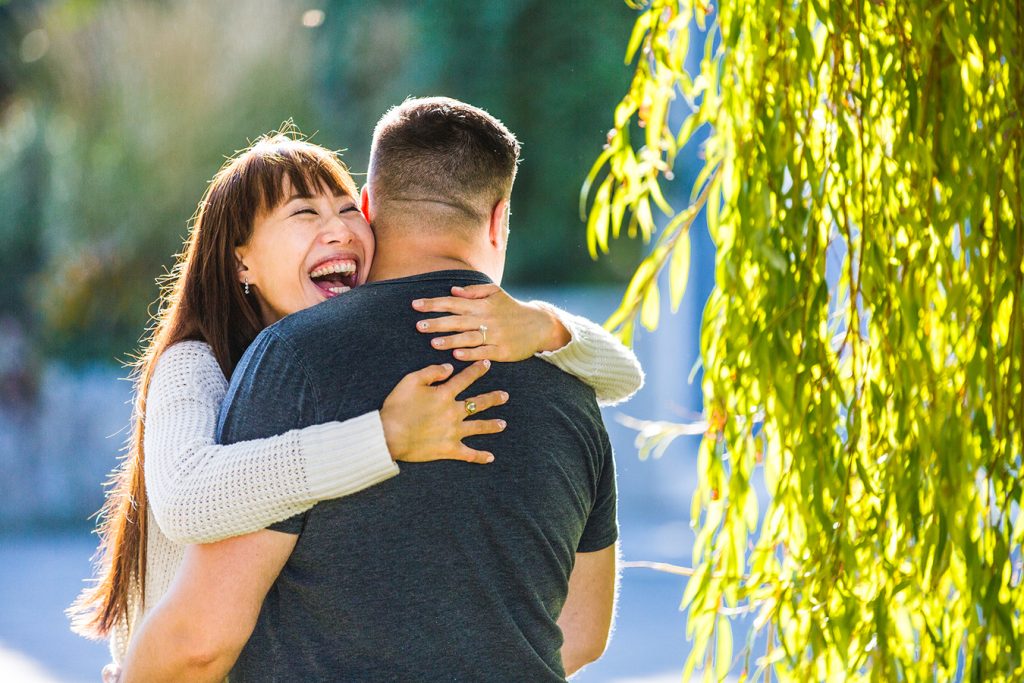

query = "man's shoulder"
[
  {"left": 267, "top": 271, "right": 490, "bottom": 343},
  {"left": 503, "top": 355, "right": 603, "bottom": 422},
  {"left": 269, "top": 290, "right": 371, "bottom": 340}
]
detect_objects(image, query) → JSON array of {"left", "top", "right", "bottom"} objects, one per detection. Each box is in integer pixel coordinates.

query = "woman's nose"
[{"left": 322, "top": 214, "right": 354, "bottom": 244}]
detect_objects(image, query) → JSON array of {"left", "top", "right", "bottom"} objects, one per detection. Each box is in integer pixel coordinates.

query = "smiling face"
[{"left": 236, "top": 181, "right": 375, "bottom": 325}]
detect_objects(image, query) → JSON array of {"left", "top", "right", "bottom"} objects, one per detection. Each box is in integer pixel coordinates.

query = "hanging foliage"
[{"left": 584, "top": 0, "right": 1023, "bottom": 680}]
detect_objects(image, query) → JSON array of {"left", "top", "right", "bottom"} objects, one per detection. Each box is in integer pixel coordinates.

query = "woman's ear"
[{"left": 234, "top": 248, "right": 250, "bottom": 284}]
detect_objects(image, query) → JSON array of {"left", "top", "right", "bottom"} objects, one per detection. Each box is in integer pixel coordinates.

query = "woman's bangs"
[
  {"left": 217, "top": 139, "right": 359, "bottom": 227},
  {"left": 285, "top": 147, "right": 356, "bottom": 201}
]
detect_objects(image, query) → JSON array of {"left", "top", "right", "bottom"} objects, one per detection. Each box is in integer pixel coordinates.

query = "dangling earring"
[{"left": 244, "top": 278, "right": 250, "bottom": 295}]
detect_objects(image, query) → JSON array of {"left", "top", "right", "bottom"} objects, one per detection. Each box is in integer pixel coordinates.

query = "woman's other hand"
[
  {"left": 380, "top": 360, "right": 508, "bottom": 464},
  {"left": 412, "top": 284, "right": 571, "bottom": 362}
]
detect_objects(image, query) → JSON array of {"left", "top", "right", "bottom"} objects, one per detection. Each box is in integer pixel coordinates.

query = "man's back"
[{"left": 218, "top": 270, "right": 617, "bottom": 682}]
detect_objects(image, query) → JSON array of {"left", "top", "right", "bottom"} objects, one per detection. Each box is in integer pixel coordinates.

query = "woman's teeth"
[
  {"left": 327, "top": 286, "right": 351, "bottom": 295},
  {"left": 309, "top": 261, "right": 356, "bottom": 278}
]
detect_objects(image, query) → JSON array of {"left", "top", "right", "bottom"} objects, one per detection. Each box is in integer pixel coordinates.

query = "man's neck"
[{"left": 368, "top": 237, "right": 485, "bottom": 283}]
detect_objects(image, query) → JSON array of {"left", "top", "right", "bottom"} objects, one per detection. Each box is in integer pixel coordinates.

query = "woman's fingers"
[
  {"left": 406, "top": 362, "right": 455, "bottom": 386},
  {"left": 451, "top": 283, "right": 501, "bottom": 299},
  {"left": 416, "top": 312, "right": 480, "bottom": 334},
  {"left": 383, "top": 363, "right": 509, "bottom": 465},
  {"left": 412, "top": 295, "right": 472, "bottom": 315},
  {"left": 456, "top": 445, "right": 496, "bottom": 464},
  {"left": 462, "top": 390, "right": 509, "bottom": 416},
  {"left": 440, "top": 359, "right": 491, "bottom": 397},
  {"left": 431, "top": 330, "right": 487, "bottom": 350},
  {"left": 461, "top": 418, "right": 508, "bottom": 438},
  {"left": 452, "top": 346, "right": 499, "bottom": 362}
]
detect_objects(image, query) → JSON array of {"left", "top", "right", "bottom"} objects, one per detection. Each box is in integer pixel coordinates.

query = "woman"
[{"left": 68, "top": 132, "right": 643, "bottom": 669}]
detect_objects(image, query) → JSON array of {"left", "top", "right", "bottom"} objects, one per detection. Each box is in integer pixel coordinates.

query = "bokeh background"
[{"left": 0, "top": 1, "right": 721, "bottom": 680}]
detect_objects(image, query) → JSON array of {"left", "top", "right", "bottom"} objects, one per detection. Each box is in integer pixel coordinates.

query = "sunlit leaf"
[
  {"left": 716, "top": 617, "right": 734, "bottom": 681},
  {"left": 587, "top": 176, "right": 613, "bottom": 258},
  {"left": 669, "top": 230, "right": 691, "bottom": 312},
  {"left": 585, "top": 0, "right": 1024, "bottom": 679},
  {"left": 640, "top": 282, "right": 660, "bottom": 331}
]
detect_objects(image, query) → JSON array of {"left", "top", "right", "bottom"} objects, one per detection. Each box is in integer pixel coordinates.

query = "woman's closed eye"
[{"left": 340, "top": 205, "right": 360, "bottom": 215}]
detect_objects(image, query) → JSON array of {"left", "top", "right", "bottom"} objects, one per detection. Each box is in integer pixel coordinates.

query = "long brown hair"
[{"left": 68, "top": 130, "right": 358, "bottom": 638}]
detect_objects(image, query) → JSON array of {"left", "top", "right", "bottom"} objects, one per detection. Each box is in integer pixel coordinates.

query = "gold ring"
[
  {"left": 479, "top": 325, "right": 488, "bottom": 343},
  {"left": 465, "top": 400, "right": 477, "bottom": 415}
]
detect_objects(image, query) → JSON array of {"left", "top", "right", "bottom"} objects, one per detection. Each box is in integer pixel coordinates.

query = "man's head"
[{"left": 363, "top": 97, "right": 521, "bottom": 282}]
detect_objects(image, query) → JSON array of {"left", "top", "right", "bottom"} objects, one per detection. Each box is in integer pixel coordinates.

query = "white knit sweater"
[{"left": 109, "top": 303, "right": 643, "bottom": 663}]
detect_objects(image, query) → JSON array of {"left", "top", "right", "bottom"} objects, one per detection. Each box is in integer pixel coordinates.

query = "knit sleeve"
[
  {"left": 143, "top": 341, "right": 399, "bottom": 544},
  {"left": 531, "top": 302, "right": 645, "bottom": 406}
]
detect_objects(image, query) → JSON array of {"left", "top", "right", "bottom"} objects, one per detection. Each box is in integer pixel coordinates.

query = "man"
[{"left": 121, "top": 97, "right": 618, "bottom": 681}]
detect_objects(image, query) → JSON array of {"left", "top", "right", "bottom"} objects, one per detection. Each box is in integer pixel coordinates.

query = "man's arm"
[
  {"left": 120, "top": 529, "right": 297, "bottom": 683},
  {"left": 557, "top": 542, "right": 619, "bottom": 677}
]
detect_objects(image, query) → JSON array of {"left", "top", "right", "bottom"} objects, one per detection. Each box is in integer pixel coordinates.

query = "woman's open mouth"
[{"left": 309, "top": 258, "right": 358, "bottom": 298}]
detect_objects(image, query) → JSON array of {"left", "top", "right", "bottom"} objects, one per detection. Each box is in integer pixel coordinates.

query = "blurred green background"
[
  {"left": 0, "top": 0, "right": 643, "bottom": 367},
  {"left": 0, "top": 7, "right": 714, "bottom": 680}
]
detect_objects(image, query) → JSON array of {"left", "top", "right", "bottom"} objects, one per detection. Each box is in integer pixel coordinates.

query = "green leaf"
[
  {"left": 645, "top": 78, "right": 671, "bottom": 152},
  {"left": 681, "top": 562, "right": 709, "bottom": 611},
  {"left": 586, "top": 176, "right": 613, "bottom": 258},
  {"left": 610, "top": 184, "right": 628, "bottom": 239},
  {"left": 625, "top": 11, "right": 652, "bottom": 64},
  {"left": 808, "top": 0, "right": 833, "bottom": 32},
  {"left": 716, "top": 617, "right": 734, "bottom": 680},
  {"left": 669, "top": 231, "right": 692, "bottom": 312},
  {"left": 614, "top": 97, "right": 638, "bottom": 129},
  {"left": 623, "top": 256, "right": 655, "bottom": 304},
  {"left": 690, "top": 161, "right": 718, "bottom": 205},
  {"left": 743, "top": 484, "right": 759, "bottom": 530},
  {"left": 648, "top": 175, "right": 675, "bottom": 216},
  {"left": 636, "top": 196, "right": 655, "bottom": 241},
  {"left": 676, "top": 111, "right": 701, "bottom": 150},
  {"left": 640, "top": 282, "right": 661, "bottom": 331},
  {"left": 579, "top": 146, "right": 615, "bottom": 221}
]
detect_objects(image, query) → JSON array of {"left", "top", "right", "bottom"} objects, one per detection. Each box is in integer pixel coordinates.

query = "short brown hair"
[{"left": 368, "top": 97, "right": 520, "bottom": 229}]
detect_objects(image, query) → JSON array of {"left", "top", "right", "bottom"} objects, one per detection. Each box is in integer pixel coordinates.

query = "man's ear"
[
  {"left": 488, "top": 198, "right": 510, "bottom": 250},
  {"left": 360, "top": 185, "right": 373, "bottom": 222}
]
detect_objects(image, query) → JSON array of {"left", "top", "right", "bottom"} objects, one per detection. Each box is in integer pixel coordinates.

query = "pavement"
[{"left": 0, "top": 522, "right": 697, "bottom": 683}]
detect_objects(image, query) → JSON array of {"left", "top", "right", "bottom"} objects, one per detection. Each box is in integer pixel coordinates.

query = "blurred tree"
[
  {"left": 0, "top": 3, "right": 46, "bottom": 407},
  {"left": 313, "top": 0, "right": 644, "bottom": 286},
  {"left": 584, "top": 0, "right": 1023, "bottom": 680},
  {"left": 0, "top": 0, "right": 645, "bottom": 364},
  {"left": 0, "top": 4, "right": 19, "bottom": 112},
  {"left": 2, "top": 1, "right": 326, "bottom": 361}
]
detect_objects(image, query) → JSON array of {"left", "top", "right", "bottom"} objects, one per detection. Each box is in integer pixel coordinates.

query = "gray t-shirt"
[{"left": 218, "top": 270, "right": 617, "bottom": 682}]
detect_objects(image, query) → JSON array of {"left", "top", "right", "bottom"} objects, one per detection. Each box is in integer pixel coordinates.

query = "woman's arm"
[
  {"left": 413, "top": 285, "right": 645, "bottom": 406},
  {"left": 145, "top": 343, "right": 507, "bottom": 545},
  {"left": 144, "top": 342, "right": 398, "bottom": 544},
  {"left": 529, "top": 300, "right": 645, "bottom": 406}
]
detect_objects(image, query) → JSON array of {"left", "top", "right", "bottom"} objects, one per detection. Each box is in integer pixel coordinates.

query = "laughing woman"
[{"left": 67, "top": 133, "right": 643, "bottom": 672}]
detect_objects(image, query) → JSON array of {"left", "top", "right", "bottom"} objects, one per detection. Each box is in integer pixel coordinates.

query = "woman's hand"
[
  {"left": 412, "top": 284, "right": 571, "bottom": 362},
  {"left": 380, "top": 360, "right": 508, "bottom": 464}
]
